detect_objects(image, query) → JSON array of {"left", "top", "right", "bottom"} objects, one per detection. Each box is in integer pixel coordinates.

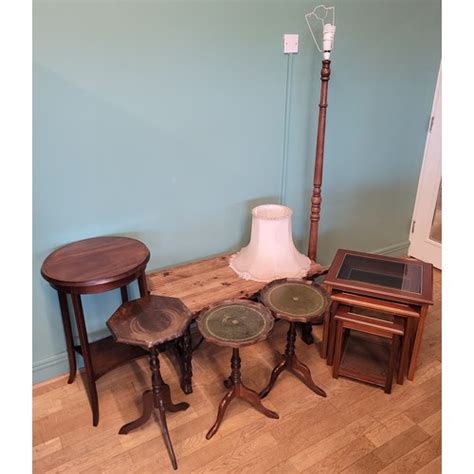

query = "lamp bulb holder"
[{"left": 323, "top": 24, "right": 336, "bottom": 59}]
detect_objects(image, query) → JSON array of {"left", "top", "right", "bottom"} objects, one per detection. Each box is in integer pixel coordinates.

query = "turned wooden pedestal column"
[{"left": 119, "top": 347, "right": 189, "bottom": 469}]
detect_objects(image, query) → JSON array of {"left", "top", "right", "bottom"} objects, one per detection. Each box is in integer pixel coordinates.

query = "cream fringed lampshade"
[{"left": 229, "top": 205, "right": 311, "bottom": 282}]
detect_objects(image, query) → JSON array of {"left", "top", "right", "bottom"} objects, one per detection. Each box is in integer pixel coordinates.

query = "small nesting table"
[
  {"left": 332, "top": 306, "right": 405, "bottom": 393},
  {"left": 259, "top": 279, "right": 330, "bottom": 398},
  {"left": 107, "top": 295, "right": 193, "bottom": 471},
  {"left": 323, "top": 249, "right": 433, "bottom": 382},
  {"left": 41, "top": 236, "right": 151, "bottom": 426},
  {"left": 197, "top": 300, "right": 279, "bottom": 440}
]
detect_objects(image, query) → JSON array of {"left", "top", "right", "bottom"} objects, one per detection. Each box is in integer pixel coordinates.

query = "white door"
[{"left": 408, "top": 65, "right": 441, "bottom": 269}]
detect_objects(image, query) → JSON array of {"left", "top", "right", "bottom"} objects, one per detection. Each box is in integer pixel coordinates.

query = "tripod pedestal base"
[
  {"left": 206, "top": 348, "right": 279, "bottom": 440},
  {"left": 260, "top": 322, "right": 327, "bottom": 399},
  {"left": 118, "top": 348, "right": 189, "bottom": 470}
]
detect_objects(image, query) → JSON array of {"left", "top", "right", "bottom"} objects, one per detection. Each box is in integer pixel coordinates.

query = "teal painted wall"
[{"left": 33, "top": 0, "right": 441, "bottom": 382}]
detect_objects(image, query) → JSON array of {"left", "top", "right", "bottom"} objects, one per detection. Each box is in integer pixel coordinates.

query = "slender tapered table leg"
[
  {"left": 322, "top": 301, "right": 339, "bottom": 359},
  {"left": 397, "top": 316, "right": 413, "bottom": 385},
  {"left": 119, "top": 390, "right": 154, "bottom": 434},
  {"left": 327, "top": 305, "right": 341, "bottom": 366},
  {"left": 385, "top": 335, "right": 399, "bottom": 394},
  {"left": 138, "top": 271, "right": 149, "bottom": 296},
  {"left": 120, "top": 285, "right": 129, "bottom": 303},
  {"left": 71, "top": 293, "right": 99, "bottom": 426},
  {"left": 156, "top": 405, "right": 178, "bottom": 470},
  {"left": 58, "top": 291, "right": 77, "bottom": 384},
  {"left": 407, "top": 305, "right": 429, "bottom": 381},
  {"left": 290, "top": 352, "right": 326, "bottom": 397},
  {"left": 150, "top": 346, "right": 183, "bottom": 470},
  {"left": 206, "top": 390, "right": 235, "bottom": 440},
  {"left": 259, "top": 357, "right": 286, "bottom": 399}
]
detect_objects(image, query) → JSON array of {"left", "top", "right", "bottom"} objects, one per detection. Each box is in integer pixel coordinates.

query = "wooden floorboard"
[{"left": 33, "top": 270, "right": 441, "bottom": 473}]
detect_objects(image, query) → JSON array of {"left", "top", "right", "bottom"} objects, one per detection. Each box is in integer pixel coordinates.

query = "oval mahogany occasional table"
[
  {"left": 259, "top": 278, "right": 330, "bottom": 399},
  {"left": 41, "top": 236, "right": 151, "bottom": 426},
  {"left": 197, "top": 300, "right": 279, "bottom": 440}
]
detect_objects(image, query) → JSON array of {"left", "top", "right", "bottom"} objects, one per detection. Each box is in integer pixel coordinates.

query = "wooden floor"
[{"left": 33, "top": 271, "right": 441, "bottom": 473}]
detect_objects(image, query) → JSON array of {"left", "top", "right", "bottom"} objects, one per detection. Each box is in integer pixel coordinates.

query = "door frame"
[{"left": 408, "top": 64, "right": 441, "bottom": 269}]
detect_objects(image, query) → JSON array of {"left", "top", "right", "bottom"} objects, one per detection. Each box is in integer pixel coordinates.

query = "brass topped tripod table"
[
  {"left": 197, "top": 300, "right": 279, "bottom": 440},
  {"left": 259, "top": 278, "right": 330, "bottom": 398},
  {"left": 107, "top": 295, "right": 193, "bottom": 470}
]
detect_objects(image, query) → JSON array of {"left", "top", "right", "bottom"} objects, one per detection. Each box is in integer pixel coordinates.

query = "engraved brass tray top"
[
  {"left": 197, "top": 300, "right": 274, "bottom": 348},
  {"left": 259, "top": 278, "right": 331, "bottom": 323}
]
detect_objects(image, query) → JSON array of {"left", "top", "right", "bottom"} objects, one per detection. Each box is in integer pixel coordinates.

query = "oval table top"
[
  {"left": 41, "top": 236, "right": 150, "bottom": 291},
  {"left": 259, "top": 278, "right": 330, "bottom": 323},
  {"left": 197, "top": 300, "right": 274, "bottom": 348}
]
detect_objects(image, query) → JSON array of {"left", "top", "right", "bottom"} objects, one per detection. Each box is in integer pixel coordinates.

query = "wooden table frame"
[
  {"left": 324, "top": 292, "right": 421, "bottom": 384},
  {"left": 322, "top": 249, "right": 433, "bottom": 382},
  {"left": 332, "top": 306, "right": 405, "bottom": 393},
  {"left": 41, "top": 237, "right": 151, "bottom": 426}
]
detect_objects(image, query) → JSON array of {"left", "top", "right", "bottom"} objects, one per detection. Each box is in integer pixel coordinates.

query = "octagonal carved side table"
[{"left": 107, "top": 295, "right": 193, "bottom": 470}]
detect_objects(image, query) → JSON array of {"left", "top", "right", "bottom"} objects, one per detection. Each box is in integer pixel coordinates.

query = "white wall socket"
[{"left": 283, "top": 34, "right": 299, "bottom": 54}]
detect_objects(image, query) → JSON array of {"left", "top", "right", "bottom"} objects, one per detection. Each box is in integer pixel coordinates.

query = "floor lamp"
[
  {"left": 306, "top": 5, "right": 336, "bottom": 262},
  {"left": 301, "top": 5, "right": 336, "bottom": 342}
]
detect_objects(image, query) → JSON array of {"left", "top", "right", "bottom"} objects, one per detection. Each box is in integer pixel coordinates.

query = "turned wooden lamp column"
[
  {"left": 308, "top": 59, "right": 331, "bottom": 262},
  {"left": 305, "top": 4, "right": 336, "bottom": 262}
]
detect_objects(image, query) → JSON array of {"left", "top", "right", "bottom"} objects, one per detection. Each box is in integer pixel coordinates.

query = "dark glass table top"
[
  {"left": 325, "top": 249, "right": 433, "bottom": 304},
  {"left": 337, "top": 254, "right": 422, "bottom": 294}
]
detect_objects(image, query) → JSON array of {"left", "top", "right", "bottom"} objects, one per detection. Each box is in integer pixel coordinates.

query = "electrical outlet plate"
[{"left": 283, "top": 34, "right": 299, "bottom": 54}]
